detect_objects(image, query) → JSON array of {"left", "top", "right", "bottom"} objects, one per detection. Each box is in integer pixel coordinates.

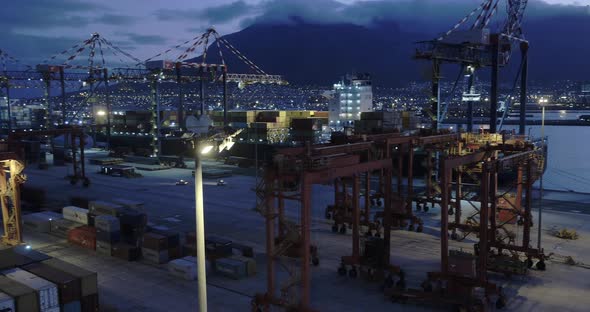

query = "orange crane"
[{"left": 0, "top": 141, "right": 25, "bottom": 245}]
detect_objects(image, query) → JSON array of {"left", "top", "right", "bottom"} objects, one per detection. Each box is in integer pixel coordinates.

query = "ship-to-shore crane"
[{"left": 415, "top": 0, "right": 529, "bottom": 134}]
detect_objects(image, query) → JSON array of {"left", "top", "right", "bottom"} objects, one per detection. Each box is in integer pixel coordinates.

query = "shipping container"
[
  {"left": 205, "top": 236, "right": 233, "bottom": 259},
  {"left": 67, "top": 226, "right": 97, "bottom": 250},
  {"left": 142, "top": 233, "right": 168, "bottom": 251},
  {"left": 62, "top": 206, "right": 89, "bottom": 225},
  {"left": 155, "top": 230, "right": 180, "bottom": 248},
  {"left": 0, "top": 249, "right": 35, "bottom": 271},
  {"left": 39, "top": 211, "right": 64, "bottom": 221},
  {"left": 62, "top": 301, "right": 81, "bottom": 312},
  {"left": 81, "top": 293, "right": 99, "bottom": 312},
  {"left": 41, "top": 259, "right": 97, "bottom": 297},
  {"left": 22, "top": 263, "right": 82, "bottom": 305},
  {"left": 22, "top": 213, "right": 53, "bottom": 233},
  {"left": 111, "top": 244, "right": 140, "bottom": 261},
  {"left": 0, "top": 276, "right": 39, "bottom": 312},
  {"left": 119, "top": 210, "right": 147, "bottom": 233},
  {"left": 214, "top": 257, "right": 249, "bottom": 280},
  {"left": 94, "top": 215, "right": 120, "bottom": 232},
  {"left": 141, "top": 248, "right": 169, "bottom": 264},
  {"left": 167, "top": 259, "right": 197, "bottom": 280},
  {"left": 2, "top": 268, "right": 60, "bottom": 311},
  {"left": 88, "top": 201, "right": 124, "bottom": 217},
  {"left": 96, "top": 229, "right": 120, "bottom": 243},
  {"left": 168, "top": 246, "right": 182, "bottom": 260},
  {"left": 12, "top": 245, "right": 51, "bottom": 263},
  {"left": 87, "top": 214, "right": 96, "bottom": 227},
  {"left": 0, "top": 291, "right": 15, "bottom": 312},
  {"left": 95, "top": 241, "right": 112, "bottom": 257},
  {"left": 50, "top": 219, "right": 82, "bottom": 238}
]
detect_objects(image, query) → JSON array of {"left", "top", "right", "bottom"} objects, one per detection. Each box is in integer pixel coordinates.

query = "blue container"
[
  {"left": 62, "top": 300, "right": 81, "bottom": 312},
  {"left": 96, "top": 229, "right": 120, "bottom": 243}
]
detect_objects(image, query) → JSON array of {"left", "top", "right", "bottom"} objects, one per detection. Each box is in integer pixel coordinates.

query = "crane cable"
[
  {"left": 497, "top": 54, "right": 525, "bottom": 131},
  {"left": 439, "top": 65, "right": 465, "bottom": 122},
  {"left": 438, "top": 0, "right": 490, "bottom": 41}
]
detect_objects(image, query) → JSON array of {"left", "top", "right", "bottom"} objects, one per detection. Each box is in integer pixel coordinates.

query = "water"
[{"left": 502, "top": 125, "right": 590, "bottom": 193}]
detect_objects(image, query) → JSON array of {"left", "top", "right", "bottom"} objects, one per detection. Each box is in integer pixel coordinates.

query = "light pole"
[
  {"left": 537, "top": 97, "right": 547, "bottom": 250},
  {"left": 195, "top": 140, "right": 213, "bottom": 312}
]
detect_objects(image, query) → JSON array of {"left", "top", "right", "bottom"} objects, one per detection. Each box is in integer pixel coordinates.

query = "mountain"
[
  {"left": 196, "top": 15, "right": 590, "bottom": 87},
  {"left": 193, "top": 19, "right": 424, "bottom": 86}
]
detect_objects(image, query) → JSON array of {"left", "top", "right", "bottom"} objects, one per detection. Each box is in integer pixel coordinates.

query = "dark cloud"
[
  {"left": 125, "top": 33, "right": 168, "bottom": 45},
  {"left": 242, "top": 0, "right": 588, "bottom": 34},
  {"left": 203, "top": 0, "right": 253, "bottom": 23},
  {"left": 0, "top": 0, "right": 104, "bottom": 31},
  {"left": 155, "top": 0, "right": 253, "bottom": 24},
  {"left": 0, "top": 32, "right": 82, "bottom": 64},
  {"left": 94, "top": 14, "right": 138, "bottom": 26}
]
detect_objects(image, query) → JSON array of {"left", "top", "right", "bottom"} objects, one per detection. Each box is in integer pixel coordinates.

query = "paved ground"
[{"left": 14, "top": 150, "right": 590, "bottom": 311}]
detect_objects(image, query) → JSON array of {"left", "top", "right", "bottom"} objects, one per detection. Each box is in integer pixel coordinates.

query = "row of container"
[
  {"left": 0, "top": 246, "right": 98, "bottom": 312},
  {"left": 24, "top": 197, "right": 258, "bottom": 284}
]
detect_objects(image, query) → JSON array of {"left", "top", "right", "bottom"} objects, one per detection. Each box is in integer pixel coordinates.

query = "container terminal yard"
[{"left": 2, "top": 1, "right": 590, "bottom": 312}]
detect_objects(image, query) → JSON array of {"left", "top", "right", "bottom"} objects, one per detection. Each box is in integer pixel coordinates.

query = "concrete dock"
[{"left": 15, "top": 151, "right": 590, "bottom": 311}]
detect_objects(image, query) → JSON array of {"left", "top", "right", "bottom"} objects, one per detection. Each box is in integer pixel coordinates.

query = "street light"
[
  {"left": 537, "top": 97, "right": 548, "bottom": 250},
  {"left": 195, "top": 140, "right": 213, "bottom": 312}
]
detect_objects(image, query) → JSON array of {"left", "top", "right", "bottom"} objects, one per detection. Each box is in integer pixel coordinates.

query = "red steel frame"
[{"left": 254, "top": 142, "right": 394, "bottom": 311}]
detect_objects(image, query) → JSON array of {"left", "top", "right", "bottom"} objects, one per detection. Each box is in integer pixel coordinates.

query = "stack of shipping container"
[{"left": 0, "top": 246, "right": 99, "bottom": 312}]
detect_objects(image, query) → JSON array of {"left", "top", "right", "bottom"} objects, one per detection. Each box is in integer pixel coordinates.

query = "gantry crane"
[
  {"left": 415, "top": 0, "right": 529, "bottom": 134},
  {"left": 0, "top": 141, "right": 25, "bottom": 246},
  {"left": 2, "top": 29, "right": 285, "bottom": 159}
]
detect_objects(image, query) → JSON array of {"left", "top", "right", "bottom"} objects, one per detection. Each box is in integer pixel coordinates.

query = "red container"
[{"left": 68, "top": 226, "right": 97, "bottom": 250}]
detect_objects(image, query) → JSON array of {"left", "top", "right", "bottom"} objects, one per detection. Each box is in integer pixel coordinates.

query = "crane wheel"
[{"left": 536, "top": 259, "right": 546, "bottom": 271}]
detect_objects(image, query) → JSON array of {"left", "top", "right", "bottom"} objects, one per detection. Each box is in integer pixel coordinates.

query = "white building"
[{"left": 329, "top": 73, "right": 373, "bottom": 128}]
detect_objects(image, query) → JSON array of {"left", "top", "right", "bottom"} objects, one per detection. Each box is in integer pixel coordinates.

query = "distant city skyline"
[{"left": 1, "top": 0, "right": 588, "bottom": 64}]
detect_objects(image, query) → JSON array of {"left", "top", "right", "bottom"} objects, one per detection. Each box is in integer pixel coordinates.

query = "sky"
[{"left": 1, "top": 0, "right": 588, "bottom": 66}]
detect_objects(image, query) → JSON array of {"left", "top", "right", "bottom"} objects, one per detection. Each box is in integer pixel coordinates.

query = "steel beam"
[
  {"left": 490, "top": 34, "right": 500, "bottom": 133},
  {"left": 519, "top": 42, "right": 529, "bottom": 135}
]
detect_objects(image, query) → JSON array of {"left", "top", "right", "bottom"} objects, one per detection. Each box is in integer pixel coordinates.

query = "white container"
[
  {"left": 88, "top": 201, "right": 123, "bottom": 216},
  {"left": 2, "top": 268, "right": 59, "bottom": 311},
  {"left": 141, "top": 248, "right": 168, "bottom": 264},
  {"left": 62, "top": 206, "right": 89, "bottom": 225},
  {"left": 0, "top": 291, "right": 15, "bottom": 312},
  {"left": 168, "top": 259, "right": 197, "bottom": 280}
]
